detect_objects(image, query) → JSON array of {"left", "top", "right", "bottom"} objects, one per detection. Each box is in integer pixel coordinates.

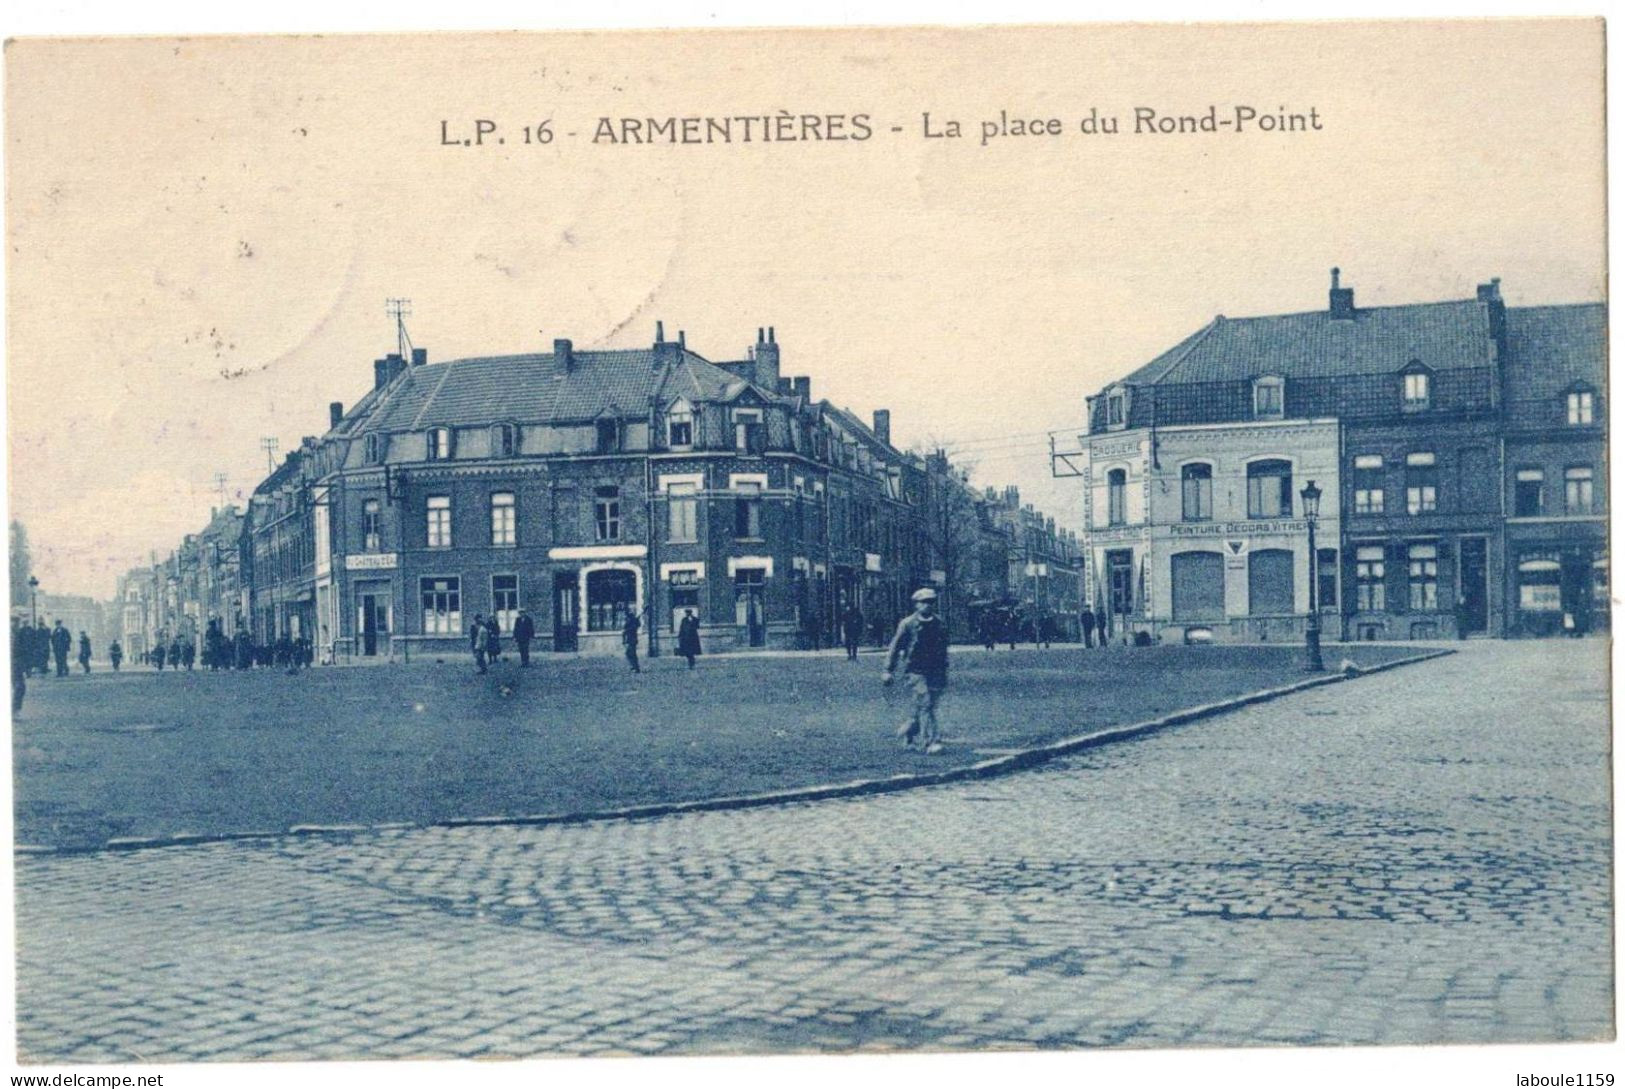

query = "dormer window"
[
  {"left": 426, "top": 427, "right": 454, "bottom": 461},
  {"left": 1106, "top": 392, "right": 1125, "bottom": 429},
  {"left": 1252, "top": 376, "right": 1284, "bottom": 419},
  {"left": 734, "top": 408, "right": 765, "bottom": 454},
  {"left": 492, "top": 423, "right": 518, "bottom": 457},
  {"left": 1402, "top": 364, "right": 1431, "bottom": 412},
  {"left": 668, "top": 404, "right": 694, "bottom": 448},
  {"left": 1567, "top": 387, "right": 1596, "bottom": 426},
  {"left": 595, "top": 418, "right": 622, "bottom": 454},
  {"left": 363, "top": 433, "right": 384, "bottom": 465}
]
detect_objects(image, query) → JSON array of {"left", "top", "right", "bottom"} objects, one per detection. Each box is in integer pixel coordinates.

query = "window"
[
  {"left": 1317, "top": 548, "right": 1338, "bottom": 612},
  {"left": 1567, "top": 389, "right": 1595, "bottom": 426},
  {"left": 1355, "top": 546, "right": 1386, "bottom": 611},
  {"left": 426, "top": 495, "right": 451, "bottom": 548},
  {"left": 490, "top": 492, "right": 516, "bottom": 546},
  {"left": 491, "top": 574, "right": 519, "bottom": 633},
  {"left": 668, "top": 410, "right": 693, "bottom": 448},
  {"left": 1170, "top": 551, "right": 1224, "bottom": 620},
  {"left": 594, "top": 486, "right": 621, "bottom": 542},
  {"left": 668, "top": 483, "right": 698, "bottom": 543},
  {"left": 1565, "top": 466, "right": 1594, "bottom": 514},
  {"left": 1247, "top": 549, "right": 1294, "bottom": 616},
  {"left": 420, "top": 577, "right": 461, "bottom": 634},
  {"left": 1407, "top": 543, "right": 1438, "bottom": 610},
  {"left": 1253, "top": 376, "right": 1284, "bottom": 419},
  {"left": 427, "top": 427, "right": 454, "bottom": 461},
  {"left": 492, "top": 423, "right": 518, "bottom": 457},
  {"left": 364, "top": 433, "right": 384, "bottom": 465},
  {"left": 1405, "top": 452, "right": 1438, "bottom": 515},
  {"left": 735, "top": 482, "right": 762, "bottom": 538},
  {"left": 1106, "top": 469, "right": 1127, "bottom": 526},
  {"left": 1517, "top": 554, "right": 1562, "bottom": 612},
  {"left": 735, "top": 410, "right": 765, "bottom": 454},
  {"left": 1246, "top": 460, "right": 1292, "bottom": 519},
  {"left": 1353, "top": 454, "right": 1384, "bottom": 514},
  {"left": 1180, "top": 464, "right": 1213, "bottom": 521},
  {"left": 1106, "top": 394, "right": 1124, "bottom": 428},
  {"left": 595, "top": 419, "right": 621, "bottom": 454},
  {"left": 1514, "top": 469, "right": 1544, "bottom": 517},
  {"left": 362, "top": 499, "right": 382, "bottom": 552},
  {"left": 1402, "top": 369, "right": 1431, "bottom": 412},
  {"left": 586, "top": 568, "right": 636, "bottom": 632},
  {"left": 669, "top": 569, "right": 700, "bottom": 631}
]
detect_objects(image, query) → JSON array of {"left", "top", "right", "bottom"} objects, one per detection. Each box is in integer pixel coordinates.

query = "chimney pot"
[
  {"left": 872, "top": 409, "right": 891, "bottom": 445},
  {"left": 328, "top": 402, "right": 344, "bottom": 428},
  {"left": 768, "top": 326, "right": 775, "bottom": 344},
  {"left": 678, "top": 330, "right": 686, "bottom": 350},
  {"left": 655, "top": 320, "right": 665, "bottom": 343},
  {"left": 1331, "top": 267, "right": 1341, "bottom": 289},
  {"left": 757, "top": 327, "right": 765, "bottom": 344},
  {"left": 1329, "top": 268, "right": 1355, "bottom": 319},
  {"left": 411, "top": 347, "right": 428, "bottom": 366},
  {"left": 554, "top": 338, "right": 574, "bottom": 371}
]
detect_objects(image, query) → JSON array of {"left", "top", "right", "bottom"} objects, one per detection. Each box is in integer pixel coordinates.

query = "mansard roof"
[
  {"left": 1114, "top": 297, "right": 1497, "bottom": 387},
  {"left": 354, "top": 347, "right": 769, "bottom": 434}
]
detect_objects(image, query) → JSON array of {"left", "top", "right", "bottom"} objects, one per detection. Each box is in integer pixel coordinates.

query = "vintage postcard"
[{"left": 3, "top": 15, "right": 1611, "bottom": 1080}]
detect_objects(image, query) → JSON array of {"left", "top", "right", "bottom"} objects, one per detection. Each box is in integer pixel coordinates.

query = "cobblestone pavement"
[{"left": 15, "top": 640, "right": 1612, "bottom": 1061}]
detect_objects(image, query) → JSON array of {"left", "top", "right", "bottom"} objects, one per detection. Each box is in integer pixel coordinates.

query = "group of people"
[
  {"left": 9, "top": 616, "right": 104, "bottom": 714},
  {"left": 142, "top": 622, "right": 314, "bottom": 673},
  {"left": 471, "top": 609, "right": 538, "bottom": 673}
]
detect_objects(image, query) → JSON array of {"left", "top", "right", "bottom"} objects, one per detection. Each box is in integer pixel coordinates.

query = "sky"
[{"left": 4, "top": 19, "right": 1606, "bottom": 599}]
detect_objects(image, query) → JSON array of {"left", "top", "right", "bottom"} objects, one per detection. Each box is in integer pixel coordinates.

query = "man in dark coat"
[
  {"left": 12, "top": 617, "right": 27, "bottom": 714},
  {"left": 77, "top": 632, "right": 92, "bottom": 673},
  {"left": 1080, "top": 604, "right": 1096, "bottom": 649},
  {"left": 470, "top": 614, "right": 487, "bottom": 673},
  {"left": 485, "top": 616, "right": 503, "bottom": 664},
  {"left": 883, "top": 588, "right": 950, "bottom": 754},
  {"left": 109, "top": 640, "right": 123, "bottom": 671},
  {"left": 622, "top": 610, "right": 641, "bottom": 673},
  {"left": 33, "top": 621, "right": 50, "bottom": 676},
  {"left": 50, "top": 621, "right": 71, "bottom": 677},
  {"left": 842, "top": 603, "right": 863, "bottom": 661},
  {"left": 513, "top": 609, "right": 536, "bottom": 667},
  {"left": 677, "top": 609, "right": 702, "bottom": 669}
]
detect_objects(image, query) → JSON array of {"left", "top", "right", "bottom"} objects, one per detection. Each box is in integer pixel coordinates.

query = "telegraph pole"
[
  {"left": 259, "top": 437, "right": 280, "bottom": 475},
  {"left": 214, "top": 472, "right": 229, "bottom": 510}
]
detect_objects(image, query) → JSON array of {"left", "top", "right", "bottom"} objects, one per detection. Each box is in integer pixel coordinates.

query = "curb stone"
[{"left": 19, "top": 648, "right": 1454, "bottom": 858}]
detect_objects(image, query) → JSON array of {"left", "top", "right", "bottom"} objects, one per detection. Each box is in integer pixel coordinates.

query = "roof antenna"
[{"left": 386, "top": 298, "right": 414, "bottom": 358}]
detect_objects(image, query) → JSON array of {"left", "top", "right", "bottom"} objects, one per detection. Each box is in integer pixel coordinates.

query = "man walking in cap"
[{"left": 883, "top": 587, "right": 950, "bottom": 754}]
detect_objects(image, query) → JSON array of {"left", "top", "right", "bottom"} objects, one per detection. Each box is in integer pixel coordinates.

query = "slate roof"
[
  {"left": 354, "top": 348, "right": 757, "bottom": 433},
  {"left": 1503, "top": 303, "right": 1607, "bottom": 402},
  {"left": 1116, "top": 298, "right": 1496, "bottom": 386}
]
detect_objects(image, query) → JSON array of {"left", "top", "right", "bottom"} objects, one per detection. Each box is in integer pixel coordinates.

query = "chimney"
[
  {"left": 754, "top": 325, "right": 781, "bottom": 389},
  {"left": 1329, "top": 267, "right": 1355, "bottom": 320},
  {"left": 1476, "top": 277, "right": 1502, "bottom": 303},
  {"left": 373, "top": 353, "right": 407, "bottom": 390},
  {"left": 1477, "top": 277, "right": 1507, "bottom": 350},
  {"left": 678, "top": 330, "right": 686, "bottom": 350},
  {"left": 655, "top": 320, "right": 666, "bottom": 343},
  {"left": 791, "top": 376, "right": 811, "bottom": 401},
  {"left": 554, "top": 338, "right": 574, "bottom": 371},
  {"left": 411, "top": 347, "right": 428, "bottom": 366},
  {"left": 328, "top": 402, "right": 344, "bottom": 429},
  {"left": 872, "top": 408, "right": 891, "bottom": 445}
]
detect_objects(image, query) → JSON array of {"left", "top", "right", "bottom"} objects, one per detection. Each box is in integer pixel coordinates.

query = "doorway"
[
  {"left": 1458, "top": 537, "right": 1488, "bottom": 635},
  {"left": 357, "top": 590, "right": 389, "bottom": 657},
  {"left": 553, "top": 572, "right": 579, "bottom": 652},
  {"left": 735, "top": 569, "right": 766, "bottom": 646}
]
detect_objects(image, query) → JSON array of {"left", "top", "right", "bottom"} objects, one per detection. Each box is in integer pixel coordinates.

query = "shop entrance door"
[
  {"left": 357, "top": 591, "right": 389, "bottom": 657},
  {"left": 1459, "top": 537, "right": 1488, "bottom": 634}
]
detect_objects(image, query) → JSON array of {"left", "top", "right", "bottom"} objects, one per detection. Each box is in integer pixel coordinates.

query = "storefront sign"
[
  {"left": 1169, "top": 520, "right": 1307, "bottom": 538},
  {"left": 345, "top": 553, "right": 399, "bottom": 570}
]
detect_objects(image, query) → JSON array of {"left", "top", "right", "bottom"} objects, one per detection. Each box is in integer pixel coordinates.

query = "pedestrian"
[
  {"left": 153, "top": 638, "right": 167, "bottom": 671},
  {"left": 882, "top": 587, "right": 950, "bottom": 755},
  {"left": 513, "top": 609, "right": 536, "bottom": 667},
  {"left": 50, "top": 620, "right": 71, "bottom": 677},
  {"left": 622, "top": 610, "right": 641, "bottom": 673},
  {"left": 471, "top": 614, "right": 488, "bottom": 674},
  {"left": 172, "top": 636, "right": 187, "bottom": 672},
  {"left": 979, "top": 611, "right": 995, "bottom": 651},
  {"left": 677, "top": 608, "right": 702, "bottom": 669},
  {"left": 11, "top": 617, "right": 27, "bottom": 715},
  {"left": 109, "top": 639, "right": 123, "bottom": 672},
  {"left": 1006, "top": 609, "right": 1019, "bottom": 651},
  {"left": 1081, "top": 604, "right": 1096, "bottom": 649},
  {"left": 181, "top": 637, "right": 196, "bottom": 671},
  {"left": 77, "top": 631, "right": 91, "bottom": 673},
  {"left": 485, "top": 615, "right": 503, "bottom": 664},
  {"left": 842, "top": 601, "right": 863, "bottom": 661},
  {"left": 33, "top": 621, "right": 50, "bottom": 677}
]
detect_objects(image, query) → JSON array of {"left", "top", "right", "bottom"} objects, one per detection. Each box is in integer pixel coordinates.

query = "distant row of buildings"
[
  {"left": 115, "top": 326, "right": 1082, "bottom": 660},
  {"left": 1073, "top": 272, "right": 1606, "bottom": 642}
]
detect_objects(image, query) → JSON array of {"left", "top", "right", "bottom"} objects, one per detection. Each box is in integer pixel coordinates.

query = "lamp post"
[
  {"left": 1300, "top": 481, "right": 1325, "bottom": 672},
  {"left": 28, "top": 575, "right": 38, "bottom": 625}
]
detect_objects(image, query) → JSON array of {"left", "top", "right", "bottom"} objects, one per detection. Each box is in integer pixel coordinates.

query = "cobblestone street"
[{"left": 14, "top": 640, "right": 1612, "bottom": 1061}]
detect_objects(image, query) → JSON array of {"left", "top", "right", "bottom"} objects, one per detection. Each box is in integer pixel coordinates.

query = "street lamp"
[
  {"left": 28, "top": 575, "right": 38, "bottom": 625},
  {"left": 1300, "top": 481, "right": 1325, "bottom": 672}
]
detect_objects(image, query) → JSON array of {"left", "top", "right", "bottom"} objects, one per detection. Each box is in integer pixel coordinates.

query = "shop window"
[
  {"left": 1107, "top": 469, "right": 1127, "bottom": 526},
  {"left": 585, "top": 568, "right": 636, "bottom": 632},
  {"left": 1565, "top": 466, "right": 1595, "bottom": 514},
  {"left": 362, "top": 499, "right": 382, "bottom": 552},
  {"left": 1247, "top": 548, "right": 1294, "bottom": 616},
  {"left": 1355, "top": 546, "right": 1385, "bottom": 611},
  {"left": 1517, "top": 554, "right": 1562, "bottom": 612},
  {"left": 1514, "top": 469, "right": 1544, "bottom": 517},
  {"left": 1246, "top": 460, "right": 1292, "bottom": 519},
  {"left": 491, "top": 492, "right": 516, "bottom": 546},
  {"left": 594, "top": 486, "right": 621, "bottom": 542},
  {"left": 1405, "top": 452, "right": 1438, "bottom": 515},
  {"left": 426, "top": 495, "right": 451, "bottom": 549},
  {"left": 426, "top": 427, "right": 454, "bottom": 461},
  {"left": 1180, "top": 463, "right": 1213, "bottom": 522},
  {"left": 1353, "top": 454, "right": 1384, "bottom": 514},
  {"left": 420, "top": 576, "right": 461, "bottom": 634},
  {"left": 1170, "top": 551, "right": 1224, "bottom": 620},
  {"left": 1407, "top": 543, "right": 1438, "bottom": 610},
  {"left": 668, "top": 483, "right": 698, "bottom": 543},
  {"left": 491, "top": 574, "right": 519, "bottom": 633}
]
